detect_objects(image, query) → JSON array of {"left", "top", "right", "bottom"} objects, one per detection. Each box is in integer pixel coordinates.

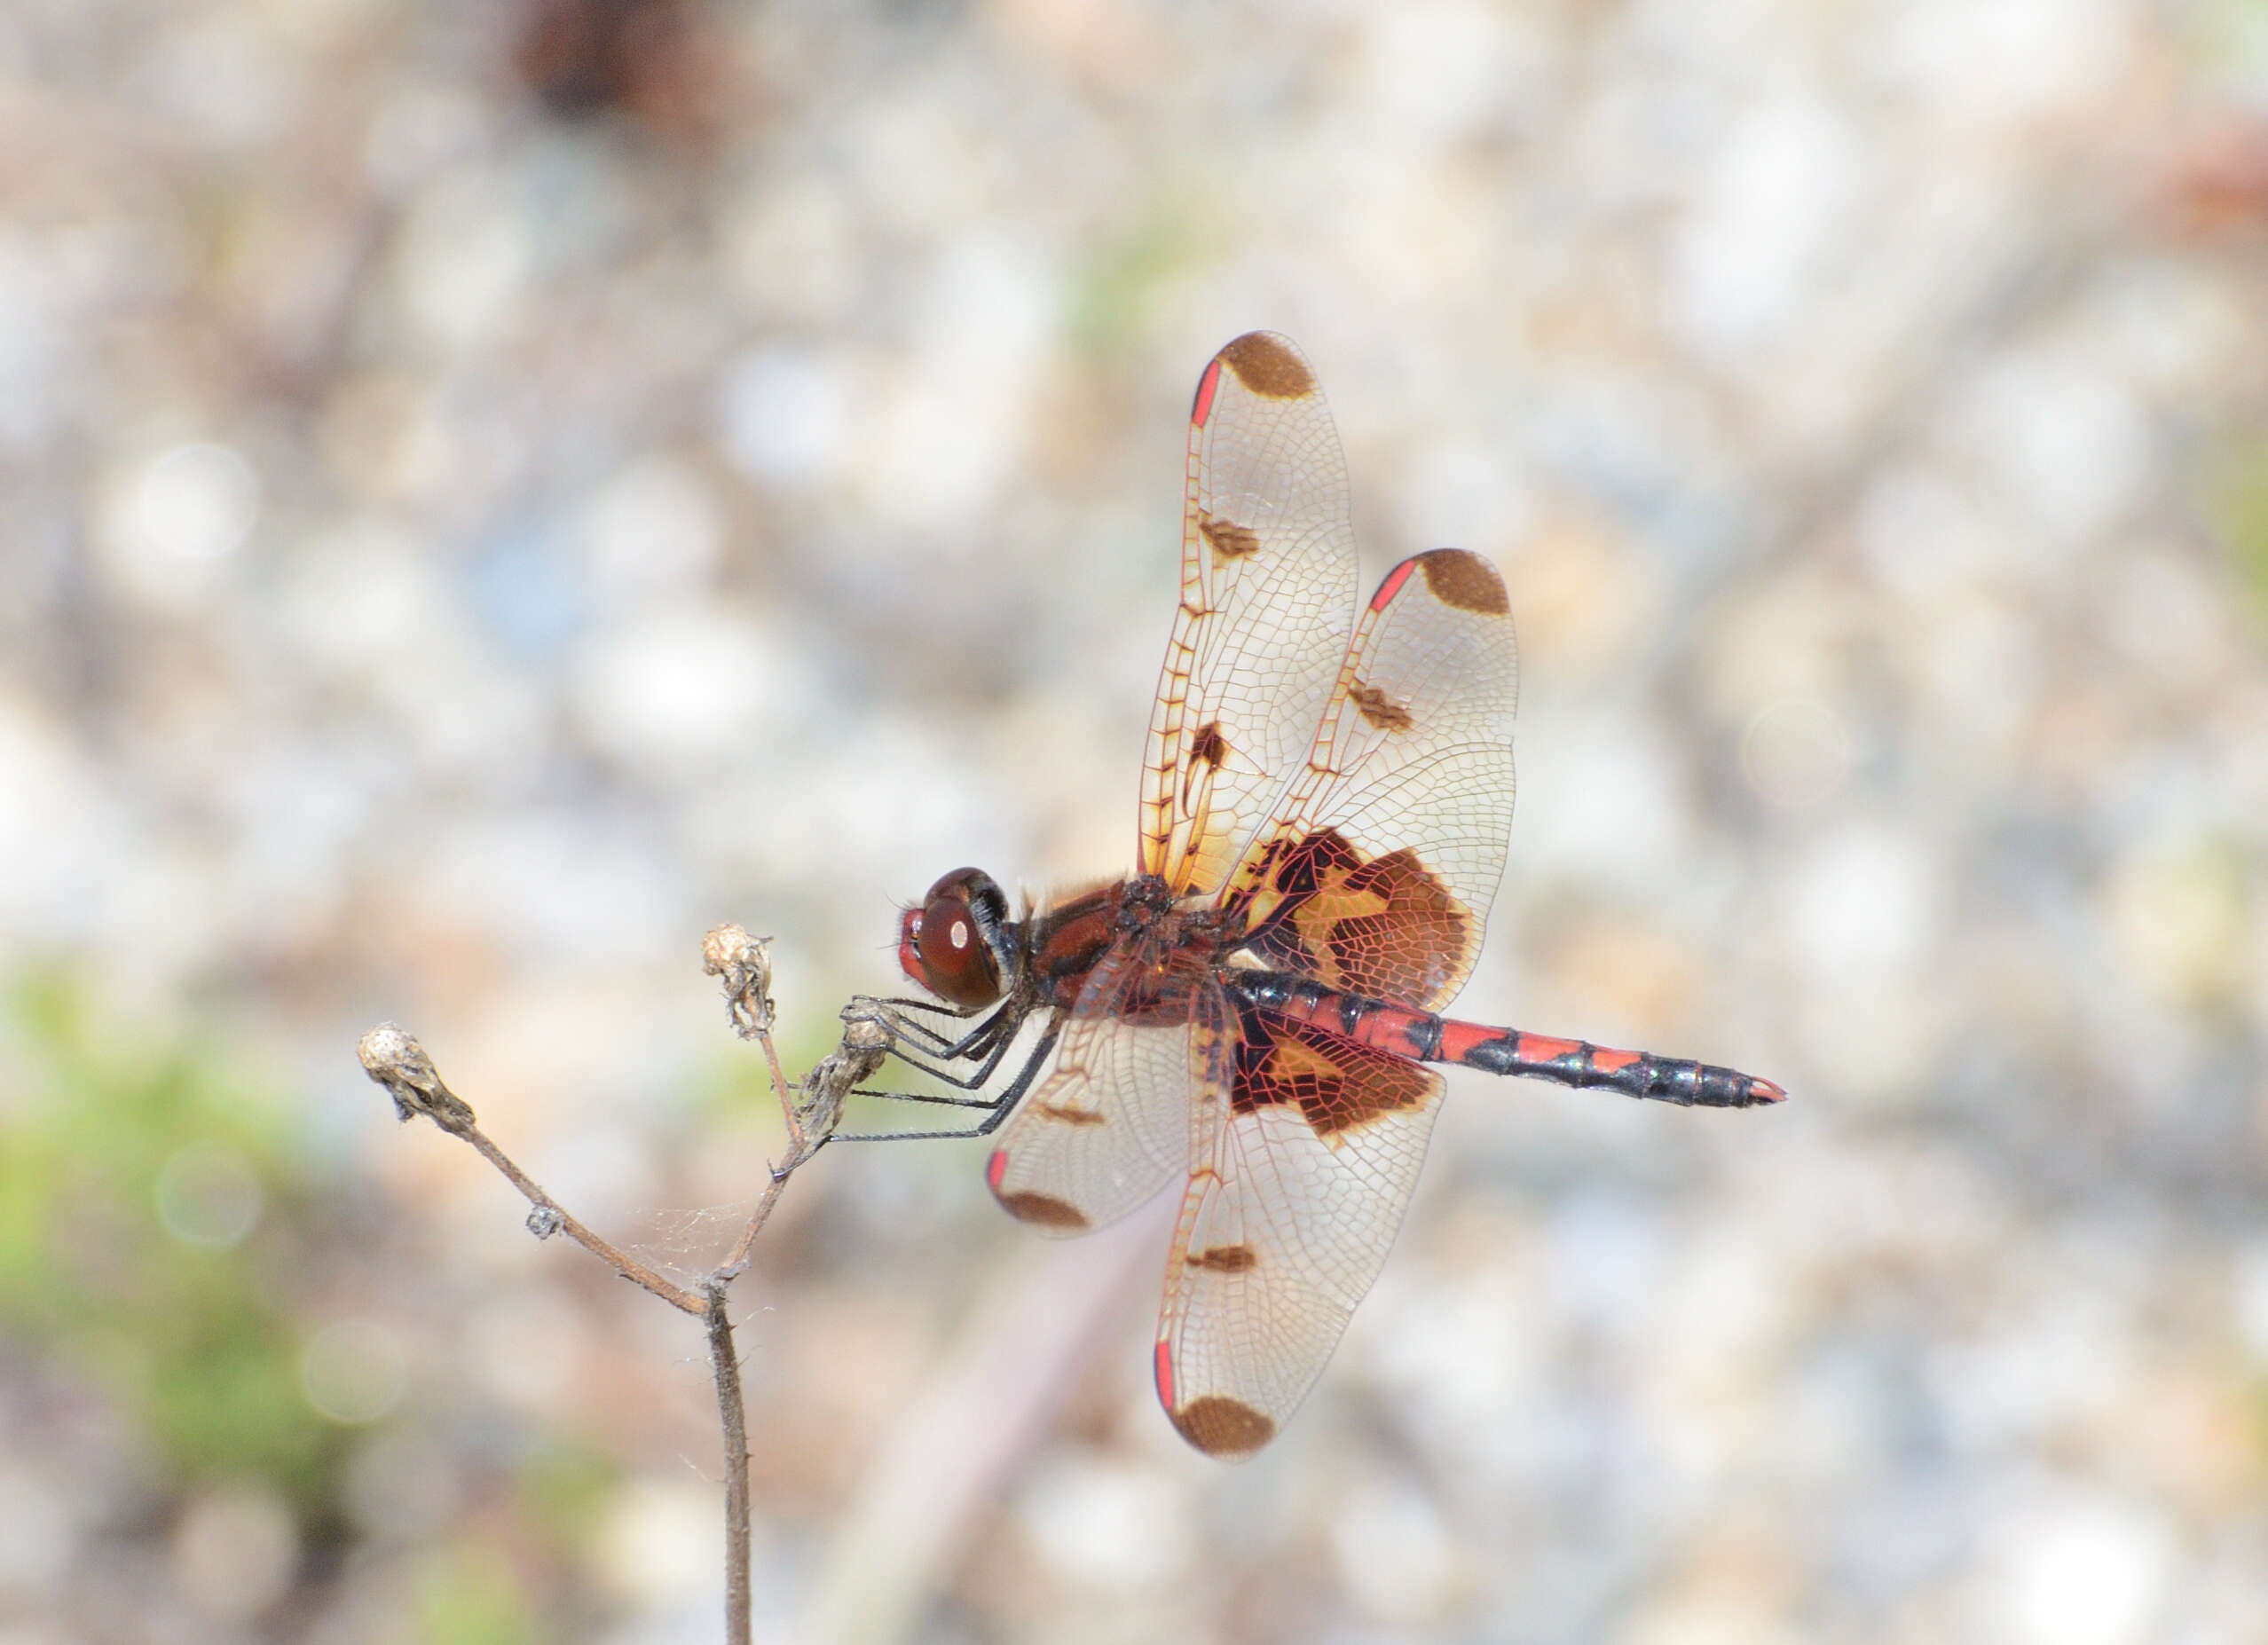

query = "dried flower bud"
[
  {"left": 357, "top": 1022, "right": 477, "bottom": 1132},
  {"left": 704, "top": 925, "right": 776, "bottom": 1040}
]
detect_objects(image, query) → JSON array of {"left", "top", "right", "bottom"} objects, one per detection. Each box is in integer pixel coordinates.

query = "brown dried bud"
[
  {"left": 357, "top": 1022, "right": 477, "bottom": 1133},
  {"left": 703, "top": 925, "right": 776, "bottom": 1040}
]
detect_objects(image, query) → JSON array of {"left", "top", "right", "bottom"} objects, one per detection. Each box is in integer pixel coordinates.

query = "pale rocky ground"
[{"left": 4, "top": 1, "right": 2268, "bottom": 1641}]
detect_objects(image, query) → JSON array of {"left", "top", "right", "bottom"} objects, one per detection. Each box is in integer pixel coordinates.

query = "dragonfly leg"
[
  {"left": 825, "top": 1017, "right": 1064, "bottom": 1145},
  {"left": 863, "top": 997, "right": 1016, "bottom": 1065},
  {"left": 847, "top": 1087, "right": 1003, "bottom": 1111},
  {"left": 869, "top": 995, "right": 974, "bottom": 1017},
  {"left": 871, "top": 1017, "right": 1023, "bottom": 1091}
]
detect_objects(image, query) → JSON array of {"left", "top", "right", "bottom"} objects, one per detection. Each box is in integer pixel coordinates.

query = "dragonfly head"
[{"left": 900, "top": 867, "right": 1014, "bottom": 1008}]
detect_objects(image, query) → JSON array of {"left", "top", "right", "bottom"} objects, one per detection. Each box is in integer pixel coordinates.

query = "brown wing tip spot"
[
  {"left": 1191, "top": 721, "right": 1229, "bottom": 768},
  {"left": 996, "top": 1191, "right": 1090, "bottom": 1230},
  {"left": 1170, "top": 1395, "right": 1277, "bottom": 1459},
  {"left": 1217, "top": 333, "right": 1315, "bottom": 399},
  {"left": 1348, "top": 681, "right": 1414, "bottom": 734},
  {"left": 1199, "top": 514, "right": 1262, "bottom": 560},
  {"left": 1416, "top": 548, "right": 1508, "bottom": 615},
  {"left": 1036, "top": 1101, "right": 1107, "bottom": 1127},
  {"left": 1185, "top": 1243, "right": 1257, "bottom": 1272}
]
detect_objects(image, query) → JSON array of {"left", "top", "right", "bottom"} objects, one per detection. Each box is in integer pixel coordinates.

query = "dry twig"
[{"left": 358, "top": 922, "right": 895, "bottom": 1645}]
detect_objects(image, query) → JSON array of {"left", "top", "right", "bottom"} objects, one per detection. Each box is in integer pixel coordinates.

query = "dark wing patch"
[
  {"left": 1191, "top": 722, "right": 1229, "bottom": 768},
  {"left": 1348, "top": 681, "right": 1413, "bottom": 733},
  {"left": 996, "top": 1191, "right": 1091, "bottom": 1230},
  {"left": 1232, "top": 830, "right": 1474, "bottom": 1009},
  {"left": 1416, "top": 547, "right": 1508, "bottom": 614},
  {"left": 1199, "top": 514, "right": 1263, "bottom": 561},
  {"left": 1169, "top": 1396, "right": 1277, "bottom": 1458},
  {"left": 1217, "top": 332, "right": 1315, "bottom": 398},
  {"left": 1236, "top": 1009, "right": 1438, "bottom": 1139},
  {"left": 1185, "top": 1243, "right": 1258, "bottom": 1272}
]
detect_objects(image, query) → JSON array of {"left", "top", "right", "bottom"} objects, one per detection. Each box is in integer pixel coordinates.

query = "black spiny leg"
[
  {"left": 827, "top": 1016, "right": 1065, "bottom": 1145},
  {"left": 857, "top": 999, "right": 1026, "bottom": 1092},
  {"left": 865, "top": 995, "right": 1010, "bottom": 1063}
]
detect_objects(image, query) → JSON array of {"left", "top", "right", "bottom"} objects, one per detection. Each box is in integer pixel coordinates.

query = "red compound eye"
[{"left": 903, "top": 869, "right": 1008, "bottom": 1008}]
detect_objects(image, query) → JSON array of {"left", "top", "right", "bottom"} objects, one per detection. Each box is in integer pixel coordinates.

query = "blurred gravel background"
[{"left": 7, "top": 0, "right": 2268, "bottom": 1641}]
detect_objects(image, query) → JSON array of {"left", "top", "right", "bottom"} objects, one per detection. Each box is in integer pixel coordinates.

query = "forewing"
[
  {"left": 1222, "top": 549, "right": 1519, "bottom": 1011},
  {"left": 1153, "top": 992, "right": 1445, "bottom": 1460},
  {"left": 1140, "top": 333, "right": 1359, "bottom": 900},
  {"left": 984, "top": 945, "right": 1189, "bottom": 1237}
]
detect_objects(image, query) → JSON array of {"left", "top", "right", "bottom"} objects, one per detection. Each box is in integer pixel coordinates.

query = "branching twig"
[
  {"left": 356, "top": 1021, "right": 712, "bottom": 1315},
  {"left": 358, "top": 923, "right": 901, "bottom": 1644}
]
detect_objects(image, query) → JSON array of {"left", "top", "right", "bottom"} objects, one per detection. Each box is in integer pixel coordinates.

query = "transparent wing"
[
  {"left": 1152, "top": 989, "right": 1446, "bottom": 1459},
  {"left": 984, "top": 943, "right": 1190, "bottom": 1236},
  {"left": 1221, "top": 549, "right": 1519, "bottom": 1012},
  {"left": 1140, "top": 333, "right": 1359, "bottom": 899}
]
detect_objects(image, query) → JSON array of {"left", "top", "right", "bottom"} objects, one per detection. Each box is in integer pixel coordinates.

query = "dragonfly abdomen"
[
  {"left": 1434, "top": 1021, "right": 1783, "bottom": 1107},
  {"left": 1229, "top": 970, "right": 1785, "bottom": 1108}
]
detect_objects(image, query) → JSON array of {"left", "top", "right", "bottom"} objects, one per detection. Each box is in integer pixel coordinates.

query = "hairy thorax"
[{"left": 1028, "top": 876, "right": 1236, "bottom": 1020}]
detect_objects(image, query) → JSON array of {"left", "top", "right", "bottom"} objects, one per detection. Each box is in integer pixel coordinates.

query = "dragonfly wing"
[
  {"left": 1152, "top": 988, "right": 1445, "bottom": 1459},
  {"left": 1223, "top": 548, "right": 1520, "bottom": 1011},
  {"left": 1141, "top": 333, "right": 1360, "bottom": 901},
  {"left": 984, "top": 944, "right": 1190, "bottom": 1236}
]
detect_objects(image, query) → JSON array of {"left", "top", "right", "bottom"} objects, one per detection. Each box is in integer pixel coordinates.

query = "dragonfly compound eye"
[{"left": 912, "top": 868, "right": 1009, "bottom": 1008}]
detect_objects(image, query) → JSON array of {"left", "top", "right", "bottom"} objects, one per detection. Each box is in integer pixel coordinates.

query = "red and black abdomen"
[{"left": 1225, "top": 969, "right": 1784, "bottom": 1109}]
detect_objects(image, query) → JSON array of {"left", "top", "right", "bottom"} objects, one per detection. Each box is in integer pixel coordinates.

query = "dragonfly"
[{"left": 862, "top": 332, "right": 1784, "bottom": 1460}]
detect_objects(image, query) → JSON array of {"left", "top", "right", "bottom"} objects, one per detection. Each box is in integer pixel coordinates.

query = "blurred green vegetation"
[
  {"left": 2208, "top": 430, "right": 2268, "bottom": 615},
  {"left": 1068, "top": 200, "right": 1214, "bottom": 359},
  {"left": 1, "top": 975, "right": 632, "bottom": 1634},
  {"left": 518, "top": 1434, "right": 619, "bottom": 1548},
  {"left": 0, "top": 973, "right": 348, "bottom": 1506},
  {"left": 417, "top": 1544, "right": 537, "bottom": 1645}
]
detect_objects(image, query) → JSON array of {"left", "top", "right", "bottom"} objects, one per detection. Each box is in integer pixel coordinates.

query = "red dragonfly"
[{"left": 869, "top": 333, "right": 1784, "bottom": 1460}]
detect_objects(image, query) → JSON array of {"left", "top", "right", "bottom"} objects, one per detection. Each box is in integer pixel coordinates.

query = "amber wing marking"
[
  {"left": 1185, "top": 1243, "right": 1257, "bottom": 1272},
  {"left": 1217, "top": 333, "right": 1315, "bottom": 397},
  {"left": 1348, "top": 681, "right": 1412, "bottom": 733},
  {"left": 1170, "top": 1397, "right": 1277, "bottom": 1458},
  {"left": 1241, "top": 1012, "right": 1437, "bottom": 1140},
  {"left": 1198, "top": 514, "right": 1262, "bottom": 561},
  {"left": 1415, "top": 547, "right": 1508, "bottom": 614},
  {"left": 998, "top": 1192, "right": 1090, "bottom": 1230},
  {"left": 1234, "top": 830, "right": 1473, "bottom": 1009}
]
